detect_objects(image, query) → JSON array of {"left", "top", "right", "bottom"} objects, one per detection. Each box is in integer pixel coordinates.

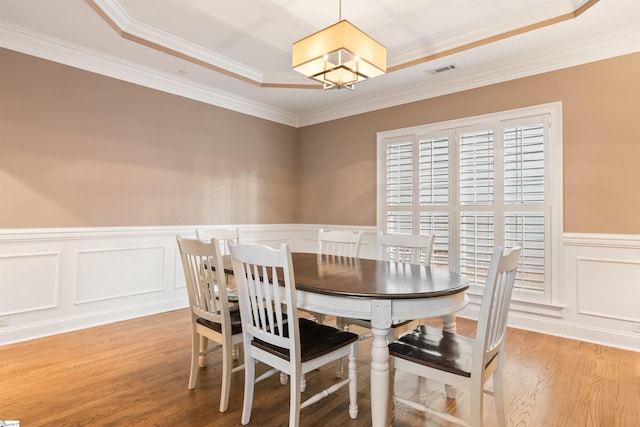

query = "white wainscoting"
[
  {"left": 459, "top": 233, "right": 640, "bottom": 352},
  {"left": 1, "top": 227, "right": 637, "bottom": 351},
  {"left": 562, "top": 233, "right": 640, "bottom": 351},
  {"left": 0, "top": 224, "right": 377, "bottom": 346}
]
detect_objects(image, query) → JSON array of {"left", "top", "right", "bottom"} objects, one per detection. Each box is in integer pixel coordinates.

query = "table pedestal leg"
[
  {"left": 443, "top": 313, "right": 458, "bottom": 399},
  {"left": 371, "top": 326, "right": 392, "bottom": 427}
]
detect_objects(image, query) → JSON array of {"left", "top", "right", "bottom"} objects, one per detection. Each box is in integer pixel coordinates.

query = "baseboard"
[{"left": 0, "top": 298, "right": 186, "bottom": 346}]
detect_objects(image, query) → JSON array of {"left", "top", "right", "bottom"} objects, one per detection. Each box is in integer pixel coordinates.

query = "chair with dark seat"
[
  {"left": 389, "top": 245, "right": 522, "bottom": 427},
  {"left": 176, "top": 237, "right": 244, "bottom": 413},
  {"left": 229, "top": 242, "right": 359, "bottom": 426}
]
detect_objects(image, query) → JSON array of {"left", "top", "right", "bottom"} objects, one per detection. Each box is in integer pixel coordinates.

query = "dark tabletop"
[
  {"left": 225, "top": 252, "right": 468, "bottom": 300},
  {"left": 290, "top": 253, "right": 468, "bottom": 298}
]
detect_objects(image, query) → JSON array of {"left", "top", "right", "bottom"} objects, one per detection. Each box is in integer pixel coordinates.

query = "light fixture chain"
[{"left": 339, "top": 0, "right": 342, "bottom": 21}]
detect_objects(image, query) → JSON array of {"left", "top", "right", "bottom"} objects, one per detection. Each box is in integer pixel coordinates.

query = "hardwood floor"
[{"left": 1, "top": 309, "right": 638, "bottom": 426}]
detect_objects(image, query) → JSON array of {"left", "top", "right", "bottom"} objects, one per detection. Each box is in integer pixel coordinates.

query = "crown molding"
[
  {"left": 297, "top": 26, "right": 640, "bottom": 127},
  {"left": 92, "top": 0, "right": 265, "bottom": 83},
  {"left": 387, "top": 0, "right": 590, "bottom": 67},
  {"left": 0, "top": 21, "right": 298, "bottom": 127},
  {"left": 1, "top": 18, "right": 638, "bottom": 129}
]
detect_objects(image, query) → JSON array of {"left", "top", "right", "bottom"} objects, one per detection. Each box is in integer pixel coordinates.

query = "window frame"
[{"left": 376, "top": 102, "right": 563, "bottom": 305}]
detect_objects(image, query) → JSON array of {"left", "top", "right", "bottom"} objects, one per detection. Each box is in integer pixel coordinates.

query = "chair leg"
[
  {"left": 419, "top": 377, "right": 427, "bottom": 402},
  {"left": 198, "top": 335, "right": 208, "bottom": 367},
  {"left": 219, "top": 339, "right": 233, "bottom": 412},
  {"left": 348, "top": 348, "right": 358, "bottom": 419},
  {"left": 494, "top": 357, "right": 507, "bottom": 427},
  {"left": 335, "top": 317, "right": 345, "bottom": 378},
  {"left": 280, "top": 371, "right": 288, "bottom": 385},
  {"left": 232, "top": 343, "right": 240, "bottom": 360},
  {"left": 241, "top": 354, "right": 255, "bottom": 425},
  {"left": 188, "top": 331, "right": 199, "bottom": 389},
  {"left": 290, "top": 369, "right": 302, "bottom": 427},
  {"left": 443, "top": 314, "right": 458, "bottom": 399},
  {"left": 470, "top": 377, "right": 484, "bottom": 427}
]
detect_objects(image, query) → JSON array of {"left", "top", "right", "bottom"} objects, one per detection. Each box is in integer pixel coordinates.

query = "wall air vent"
[{"left": 427, "top": 64, "right": 456, "bottom": 75}]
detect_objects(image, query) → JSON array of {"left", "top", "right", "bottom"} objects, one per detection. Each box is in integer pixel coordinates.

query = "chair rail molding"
[{"left": 1, "top": 227, "right": 638, "bottom": 351}]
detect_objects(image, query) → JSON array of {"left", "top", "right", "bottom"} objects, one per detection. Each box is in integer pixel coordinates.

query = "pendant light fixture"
[{"left": 291, "top": 0, "right": 387, "bottom": 90}]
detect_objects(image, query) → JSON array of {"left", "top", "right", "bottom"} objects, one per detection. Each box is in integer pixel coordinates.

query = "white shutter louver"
[
  {"left": 420, "top": 212, "right": 450, "bottom": 268},
  {"left": 460, "top": 130, "right": 494, "bottom": 205},
  {"left": 386, "top": 142, "right": 413, "bottom": 206},
  {"left": 386, "top": 211, "right": 412, "bottom": 235},
  {"left": 506, "top": 212, "right": 545, "bottom": 292},
  {"left": 419, "top": 136, "right": 449, "bottom": 205},
  {"left": 460, "top": 213, "right": 495, "bottom": 286},
  {"left": 504, "top": 125, "right": 544, "bottom": 204}
]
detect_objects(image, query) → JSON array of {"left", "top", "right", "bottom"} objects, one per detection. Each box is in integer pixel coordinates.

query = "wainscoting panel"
[
  {"left": 576, "top": 257, "right": 640, "bottom": 322},
  {"left": 0, "top": 251, "right": 60, "bottom": 316},
  {"left": 545, "top": 233, "right": 639, "bottom": 350},
  {"left": 74, "top": 246, "right": 166, "bottom": 305}
]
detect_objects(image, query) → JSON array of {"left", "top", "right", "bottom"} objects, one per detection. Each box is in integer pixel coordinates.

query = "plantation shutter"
[
  {"left": 385, "top": 140, "right": 413, "bottom": 234},
  {"left": 458, "top": 128, "right": 496, "bottom": 285},
  {"left": 418, "top": 134, "right": 450, "bottom": 266},
  {"left": 503, "top": 122, "right": 547, "bottom": 293},
  {"left": 380, "top": 107, "right": 555, "bottom": 301}
]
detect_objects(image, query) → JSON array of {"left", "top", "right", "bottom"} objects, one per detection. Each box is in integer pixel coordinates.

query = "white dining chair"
[
  {"left": 307, "top": 228, "right": 364, "bottom": 328},
  {"left": 378, "top": 232, "right": 435, "bottom": 265},
  {"left": 317, "top": 228, "right": 363, "bottom": 257},
  {"left": 176, "top": 237, "right": 244, "bottom": 413},
  {"left": 389, "top": 245, "right": 522, "bottom": 427},
  {"left": 229, "top": 242, "right": 359, "bottom": 426}
]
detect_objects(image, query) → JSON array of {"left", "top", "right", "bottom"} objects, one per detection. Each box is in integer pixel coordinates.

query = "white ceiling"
[{"left": 1, "top": 0, "right": 639, "bottom": 127}]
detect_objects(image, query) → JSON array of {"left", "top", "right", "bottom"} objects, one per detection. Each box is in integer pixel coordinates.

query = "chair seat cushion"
[
  {"left": 197, "top": 309, "right": 243, "bottom": 335},
  {"left": 253, "top": 318, "right": 358, "bottom": 363},
  {"left": 388, "top": 325, "right": 475, "bottom": 377}
]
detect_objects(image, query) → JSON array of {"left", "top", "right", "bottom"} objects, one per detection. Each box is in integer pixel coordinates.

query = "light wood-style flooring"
[{"left": 1, "top": 309, "right": 638, "bottom": 426}]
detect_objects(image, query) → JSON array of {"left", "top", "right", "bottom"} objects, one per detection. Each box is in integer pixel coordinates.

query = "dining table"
[{"left": 225, "top": 251, "right": 469, "bottom": 427}]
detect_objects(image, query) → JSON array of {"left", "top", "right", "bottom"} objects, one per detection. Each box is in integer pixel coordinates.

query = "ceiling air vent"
[{"left": 427, "top": 64, "right": 456, "bottom": 75}]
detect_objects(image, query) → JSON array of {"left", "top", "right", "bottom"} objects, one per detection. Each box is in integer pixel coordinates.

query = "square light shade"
[{"left": 292, "top": 20, "right": 386, "bottom": 89}]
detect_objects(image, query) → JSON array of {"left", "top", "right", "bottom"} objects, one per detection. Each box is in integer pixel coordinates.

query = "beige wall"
[
  {"left": 0, "top": 49, "right": 298, "bottom": 227},
  {"left": 2, "top": 48, "right": 639, "bottom": 234},
  {"left": 297, "top": 53, "right": 640, "bottom": 234}
]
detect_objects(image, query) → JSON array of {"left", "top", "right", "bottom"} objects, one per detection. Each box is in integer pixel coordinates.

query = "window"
[{"left": 377, "top": 103, "right": 562, "bottom": 303}]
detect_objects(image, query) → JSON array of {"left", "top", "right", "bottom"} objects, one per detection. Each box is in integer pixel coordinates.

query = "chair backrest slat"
[
  {"left": 318, "top": 229, "right": 362, "bottom": 257},
  {"left": 230, "top": 243, "right": 299, "bottom": 354},
  {"left": 473, "top": 245, "right": 522, "bottom": 372},
  {"left": 378, "top": 233, "right": 435, "bottom": 266}
]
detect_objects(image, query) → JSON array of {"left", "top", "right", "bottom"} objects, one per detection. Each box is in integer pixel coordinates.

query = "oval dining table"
[
  {"left": 226, "top": 252, "right": 469, "bottom": 427},
  {"left": 291, "top": 253, "right": 469, "bottom": 426}
]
